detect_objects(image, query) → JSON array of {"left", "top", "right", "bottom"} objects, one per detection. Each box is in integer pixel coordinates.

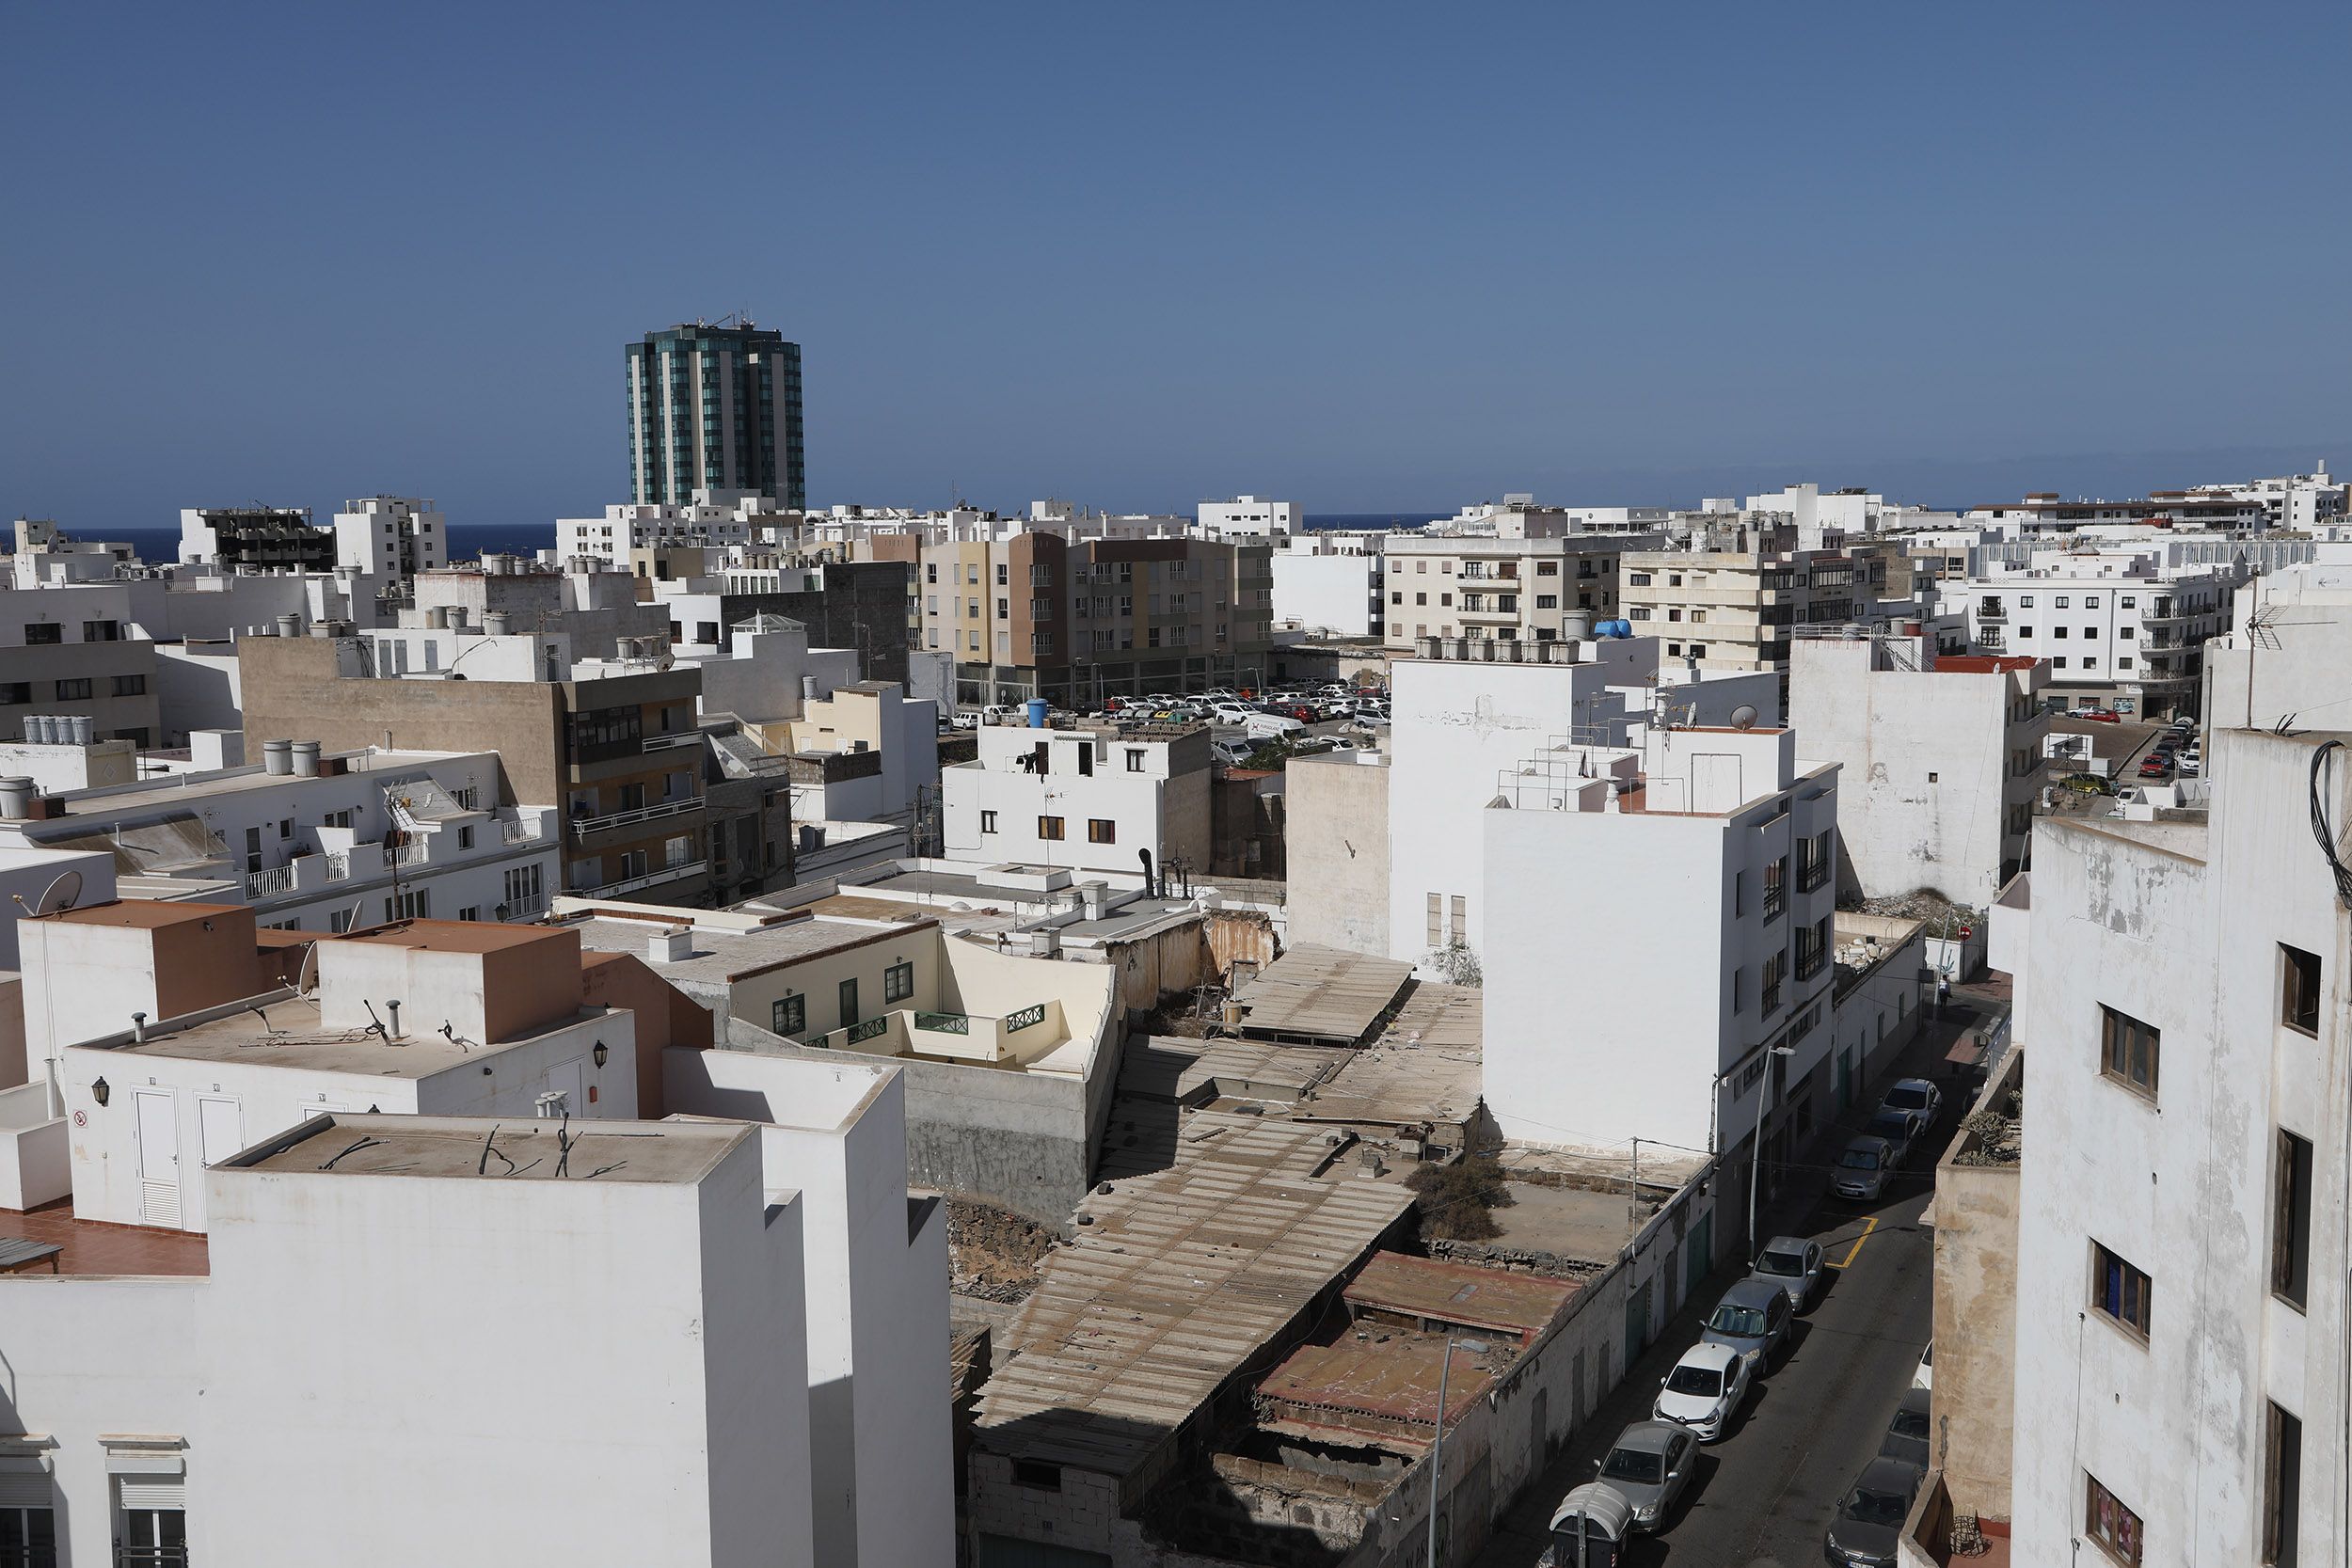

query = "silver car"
[
  {"left": 1592, "top": 1419, "right": 1698, "bottom": 1533},
  {"left": 1834, "top": 1134, "right": 1896, "bottom": 1201},
  {"left": 1749, "top": 1235, "right": 1826, "bottom": 1310},
  {"left": 1699, "top": 1276, "right": 1792, "bottom": 1370}
]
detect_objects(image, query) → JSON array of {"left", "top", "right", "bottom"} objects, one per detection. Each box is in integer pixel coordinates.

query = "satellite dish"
[
  {"left": 294, "top": 942, "right": 321, "bottom": 997},
  {"left": 1730, "top": 705, "right": 1759, "bottom": 731},
  {"left": 32, "top": 870, "right": 82, "bottom": 914}
]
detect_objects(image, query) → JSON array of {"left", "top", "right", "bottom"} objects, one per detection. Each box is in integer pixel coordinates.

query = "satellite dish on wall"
[
  {"left": 295, "top": 942, "right": 321, "bottom": 997},
  {"left": 32, "top": 870, "right": 83, "bottom": 914},
  {"left": 1730, "top": 705, "right": 1759, "bottom": 732}
]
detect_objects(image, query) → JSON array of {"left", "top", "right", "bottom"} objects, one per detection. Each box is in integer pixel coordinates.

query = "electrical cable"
[{"left": 2308, "top": 740, "right": 2352, "bottom": 910}]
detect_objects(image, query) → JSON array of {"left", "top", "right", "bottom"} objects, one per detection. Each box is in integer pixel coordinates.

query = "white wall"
[{"left": 1272, "top": 550, "right": 1380, "bottom": 637}]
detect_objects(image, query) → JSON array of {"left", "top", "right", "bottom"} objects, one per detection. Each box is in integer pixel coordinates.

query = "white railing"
[
  {"left": 571, "top": 863, "right": 698, "bottom": 900},
  {"left": 246, "top": 864, "right": 294, "bottom": 898},
  {"left": 390, "top": 840, "right": 429, "bottom": 867},
  {"left": 643, "top": 732, "right": 702, "bottom": 752},
  {"left": 502, "top": 891, "right": 548, "bottom": 919},
  {"left": 571, "top": 796, "right": 699, "bottom": 838},
  {"left": 325, "top": 850, "right": 352, "bottom": 882}
]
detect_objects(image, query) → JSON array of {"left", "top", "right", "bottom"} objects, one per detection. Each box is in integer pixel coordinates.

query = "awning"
[{"left": 1945, "top": 1036, "right": 1988, "bottom": 1067}]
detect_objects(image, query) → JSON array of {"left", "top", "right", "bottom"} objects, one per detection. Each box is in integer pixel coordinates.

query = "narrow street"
[{"left": 1469, "top": 981, "right": 2002, "bottom": 1568}]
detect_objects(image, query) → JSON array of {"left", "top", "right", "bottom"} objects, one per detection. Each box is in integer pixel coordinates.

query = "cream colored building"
[
  {"left": 1380, "top": 533, "right": 1661, "bottom": 649},
  {"left": 1618, "top": 544, "right": 1899, "bottom": 674}
]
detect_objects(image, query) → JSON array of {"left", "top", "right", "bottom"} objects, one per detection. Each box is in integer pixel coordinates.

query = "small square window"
[
  {"left": 2281, "top": 943, "right": 2321, "bottom": 1035},
  {"left": 2090, "top": 1241, "right": 2153, "bottom": 1338},
  {"left": 771, "top": 993, "right": 806, "bottom": 1037}
]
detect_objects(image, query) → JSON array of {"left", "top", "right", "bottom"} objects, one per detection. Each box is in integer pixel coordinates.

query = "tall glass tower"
[{"left": 625, "top": 321, "right": 803, "bottom": 508}]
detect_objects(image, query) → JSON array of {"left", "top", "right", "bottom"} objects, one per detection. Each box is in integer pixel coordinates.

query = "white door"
[
  {"left": 180, "top": 1096, "right": 243, "bottom": 1232},
  {"left": 134, "top": 1090, "right": 181, "bottom": 1229},
  {"left": 543, "top": 1058, "right": 585, "bottom": 1118}
]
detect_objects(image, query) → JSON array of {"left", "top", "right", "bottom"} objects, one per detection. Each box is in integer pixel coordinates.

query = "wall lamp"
[
  {"left": 90, "top": 1077, "right": 110, "bottom": 1107},
  {"left": 592, "top": 1039, "right": 609, "bottom": 1069}
]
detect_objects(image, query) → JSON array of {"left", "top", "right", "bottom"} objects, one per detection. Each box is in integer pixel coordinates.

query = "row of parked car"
[
  {"left": 2137, "top": 715, "right": 2200, "bottom": 780},
  {"left": 1539, "top": 1076, "right": 1950, "bottom": 1566}
]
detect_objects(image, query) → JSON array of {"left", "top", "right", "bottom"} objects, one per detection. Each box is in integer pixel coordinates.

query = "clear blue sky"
[{"left": 5, "top": 1, "right": 2346, "bottom": 529}]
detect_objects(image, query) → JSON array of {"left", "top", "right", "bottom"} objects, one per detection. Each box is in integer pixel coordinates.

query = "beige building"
[
  {"left": 918, "top": 533, "right": 1274, "bottom": 707},
  {"left": 1380, "top": 533, "right": 1660, "bottom": 649},
  {"left": 1930, "top": 1042, "right": 2021, "bottom": 1526},
  {"left": 1618, "top": 542, "right": 1901, "bottom": 674}
]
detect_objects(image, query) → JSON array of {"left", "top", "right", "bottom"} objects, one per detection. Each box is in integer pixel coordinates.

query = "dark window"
[
  {"left": 979, "top": 810, "right": 998, "bottom": 834},
  {"left": 1012, "top": 1460, "right": 1062, "bottom": 1492},
  {"left": 53, "top": 678, "right": 91, "bottom": 701},
  {"left": 2265, "top": 1402, "right": 2302, "bottom": 1566},
  {"left": 2281, "top": 944, "right": 2320, "bottom": 1035},
  {"left": 2091, "top": 1242, "right": 2152, "bottom": 1338},
  {"left": 2273, "top": 1129, "right": 2312, "bottom": 1309},
  {"left": 22, "top": 624, "right": 59, "bottom": 645},
  {"left": 1076, "top": 744, "right": 1093, "bottom": 777},
  {"left": 1127, "top": 750, "right": 1145, "bottom": 772},
  {"left": 771, "top": 994, "right": 805, "bottom": 1037},
  {"left": 1762, "top": 856, "right": 1787, "bottom": 920},
  {"left": 1038, "top": 816, "right": 1065, "bottom": 841},
  {"left": 0, "top": 1501, "right": 56, "bottom": 1565},
  {"left": 0, "top": 683, "right": 30, "bottom": 705},
  {"left": 81, "top": 619, "right": 119, "bottom": 641},
  {"left": 838, "top": 977, "right": 859, "bottom": 1028},
  {"left": 883, "top": 961, "right": 914, "bottom": 1005},
  {"left": 112, "top": 673, "right": 146, "bottom": 697},
  {"left": 2100, "top": 1006, "right": 2160, "bottom": 1098},
  {"left": 1088, "top": 818, "right": 1116, "bottom": 844}
]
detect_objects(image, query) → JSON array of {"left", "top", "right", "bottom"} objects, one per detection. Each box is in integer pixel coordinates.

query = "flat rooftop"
[
  {"left": 1259, "top": 1331, "right": 1508, "bottom": 1437},
  {"left": 103, "top": 995, "right": 611, "bottom": 1079},
  {"left": 234, "top": 1114, "right": 750, "bottom": 1184},
  {"left": 1230, "top": 944, "right": 1414, "bottom": 1045},
  {"left": 1307, "top": 983, "right": 1481, "bottom": 1129},
  {"left": 26, "top": 897, "right": 242, "bottom": 931},
  {"left": 556, "top": 910, "right": 931, "bottom": 984},
  {"left": 0, "top": 1196, "right": 210, "bottom": 1278},
  {"left": 975, "top": 1116, "right": 1415, "bottom": 1480},
  {"left": 31, "top": 749, "right": 477, "bottom": 821}
]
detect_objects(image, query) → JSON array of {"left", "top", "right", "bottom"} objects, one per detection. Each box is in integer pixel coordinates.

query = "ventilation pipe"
[{"left": 386, "top": 1000, "right": 404, "bottom": 1039}]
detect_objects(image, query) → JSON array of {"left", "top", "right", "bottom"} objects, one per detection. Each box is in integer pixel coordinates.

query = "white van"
[{"left": 1246, "top": 712, "right": 1306, "bottom": 741}]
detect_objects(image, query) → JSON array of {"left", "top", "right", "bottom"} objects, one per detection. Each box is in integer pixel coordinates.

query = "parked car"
[
  {"left": 2138, "top": 757, "right": 2170, "bottom": 778},
  {"left": 1211, "top": 740, "right": 1253, "bottom": 768},
  {"left": 1834, "top": 1135, "right": 1896, "bottom": 1201},
  {"left": 1864, "top": 1108, "right": 1923, "bottom": 1166},
  {"left": 2073, "top": 706, "right": 2121, "bottom": 722},
  {"left": 1879, "top": 1386, "right": 1932, "bottom": 1469},
  {"left": 1912, "top": 1340, "right": 1934, "bottom": 1391},
  {"left": 1748, "top": 1235, "right": 1827, "bottom": 1311},
  {"left": 1699, "top": 1277, "right": 1792, "bottom": 1370},
  {"left": 1209, "top": 702, "right": 1256, "bottom": 724},
  {"left": 1823, "top": 1456, "right": 1924, "bottom": 1567},
  {"left": 980, "top": 704, "right": 1019, "bottom": 726},
  {"left": 1879, "top": 1078, "right": 1943, "bottom": 1125},
  {"left": 1591, "top": 1420, "right": 1699, "bottom": 1533},
  {"left": 2177, "top": 757, "right": 2201, "bottom": 779},
  {"left": 1652, "top": 1341, "right": 1751, "bottom": 1441},
  {"left": 947, "top": 709, "right": 981, "bottom": 731}
]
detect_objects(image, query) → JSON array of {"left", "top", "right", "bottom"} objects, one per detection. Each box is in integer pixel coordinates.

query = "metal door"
[
  {"left": 134, "top": 1090, "right": 180, "bottom": 1228},
  {"left": 1624, "top": 1280, "right": 1652, "bottom": 1361}
]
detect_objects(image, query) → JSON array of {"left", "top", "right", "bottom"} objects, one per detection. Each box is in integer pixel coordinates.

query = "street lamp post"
[{"left": 1746, "top": 1044, "right": 1797, "bottom": 1262}]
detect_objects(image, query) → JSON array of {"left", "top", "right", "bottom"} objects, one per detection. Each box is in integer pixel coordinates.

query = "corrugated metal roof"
[
  {"left": 1230, "top": 944, "right": 1413, "bottom": 1044},
  {"left": 973, "top": 1116, "right": 1413, "bottom": 1480}
]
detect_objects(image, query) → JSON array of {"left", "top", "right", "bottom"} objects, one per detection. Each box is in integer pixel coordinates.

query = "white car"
[
  {"left": 1912, "top": 1340, "right": 1934, "bottom": 1392},
  {"left": 1880, "top": 1077, "right": 1943, "bottom": 1125},
  {"left": 1653, "top": 1341, "right": 1751, "bottom": 1442},
  {"left": 1209, "top": 702, "right": 1256, "bottom": 724}
]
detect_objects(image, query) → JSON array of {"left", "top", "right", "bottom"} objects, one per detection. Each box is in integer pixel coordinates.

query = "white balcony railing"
[
  {"left": 571, "top": 863, "right": 700, "bottom": 900},
  {"left": 642, "top": 732, "right": 702, "bottom": 752},
  {"left": 325, "top": 850, "right": 352, "bottom": 882},
  {"left": 246, "top": 864, "right": 294, "bottom": 898},
  {"left": 571, "top": 796, "right": 700, "bottom": 839}
]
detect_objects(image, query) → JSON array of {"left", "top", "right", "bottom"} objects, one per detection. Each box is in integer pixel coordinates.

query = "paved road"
[{"left": 1466, "top": 1015, "right": 1989, "bottom": 1568}]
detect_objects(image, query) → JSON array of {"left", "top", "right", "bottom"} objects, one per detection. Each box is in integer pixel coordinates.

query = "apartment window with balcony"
[
  {"left": 1762, "top": 857, "right": 1787, "bottom": 920},
  {"left": 1759, "top": 951, "right": 1785, "bottom": 1014},
  {"left": 1799, "top": 831, "right": 1833, "bottom": 891},
  {"left": 2265, "top": 1402, "right": 2303, "bottom": 1566},
  {"left": 1088, "top": 818, "right": 1116, "bottom": 844},
  {"left": 1537, "top": 561, "right": 1559, "bottom": 576},
  {"left": 2085, "top": 1474, "right": 2142, "bottom": 1565},
  {"left": 2090, "top": 1242, "right": 2152, "bottom": 1338},
  {"left": 2273, "top": 1128, "right": 2313, "bottom": 1308},
  {"left": 116, "top": 1493, "right": 187, "bottom": 1568},
  {"left": 2281, "top": 944, "right": 2321, "bottom": 1035},
  {"left": 2100, "top": 1006, "right": 2159, "bottom": 1098},
  {"left": 1795, "top": 915, "right": 1830, "bottom": 979},
  {"left": 1039, "top": 815, "right": 1065, "bottom": 841}
]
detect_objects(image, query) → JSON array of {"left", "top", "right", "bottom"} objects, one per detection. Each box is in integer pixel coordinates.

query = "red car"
[
  {"left": 2138, "top": 758, "right": 2169, "bottom": 777},
  {"left": 2074, "top": 707, "right": 2121, "bottom": 722}
]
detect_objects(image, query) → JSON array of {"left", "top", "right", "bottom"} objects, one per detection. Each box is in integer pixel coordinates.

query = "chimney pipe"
[
  {"left": 131, "top": 1012, "right": 148, "bottom": 1043},
  {"left": 387, "top": 1000, "right": 403, "bottom": 1039}
]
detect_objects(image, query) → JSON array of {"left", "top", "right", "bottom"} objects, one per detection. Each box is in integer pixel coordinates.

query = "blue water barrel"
[{"left": 1025, "top": 698, "right": 1049, "bottom": 727}]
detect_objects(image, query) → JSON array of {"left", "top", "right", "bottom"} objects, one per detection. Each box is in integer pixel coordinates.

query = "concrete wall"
[
  {"left": 1931, "top": 1048, "right": 2021, "bottom": 1522},
  {"left": 1284, "top": 751, "right": 1391, "bottom": 958}
]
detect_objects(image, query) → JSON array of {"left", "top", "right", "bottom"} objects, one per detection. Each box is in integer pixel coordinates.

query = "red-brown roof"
[{"left": 1934, "top": 654, "right": 2040, "bottom": 674}]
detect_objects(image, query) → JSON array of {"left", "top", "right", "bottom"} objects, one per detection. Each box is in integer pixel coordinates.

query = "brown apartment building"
[
  {"left": 239, "top": 632, "right": 712, "bottom": 906},
  {"left": 918, "top": 534, "right": 1274, "bottom": 707}
]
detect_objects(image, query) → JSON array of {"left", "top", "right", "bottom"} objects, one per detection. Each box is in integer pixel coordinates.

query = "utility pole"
[{"left": 1426, "top": 1337, "right": 1454, "bottom": 1568}]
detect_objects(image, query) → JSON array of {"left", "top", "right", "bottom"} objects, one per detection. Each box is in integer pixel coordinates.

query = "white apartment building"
[
  {"left": 0, "top": 582, "right": 163, "bottom": 745},
  {"left": 2205, "top": 560, "right": 2352, "bottom": 733},
  {"left": 1944, "top": 553, "right": 2242, "bottom": 718},
  {"left": 1270, "top": 531, "right": 1385, "bottom": 638},
  {"left": 1434, "top": 496, "right": 1672, "bottom": 537},
  {"left": 0, "top": 736, "right": 559, "bottom": 932},
  {"left": 1963, "top": 490, "right": 2268, "bottom": 533},
  {"left": 330, "top": 494, "right": 445, "bottom": 578},
  {"left": 1481, "top": 722, "right": 1842, "bottom": 1179},
  {"left": 941, "top": 721, "right": 1213, "bottom": 879},
  {"left": 2007, "top": 722, "right": 2352, "bottom": 1566},
  {"left": 1196, "top": 495, "right": 1299, "bottom": 538},
  {"left": 1382, "top": 533, "right": 1662, "bottom": 650},
  {"left": 0, "top": 1110, "right": 818, "bottom": 1567},
  {"left": 558, "top": 488, "right": 795, "bottom": 563},
  {"left": 2190, "top": 460, "right": 2346, "bottom": 531},
  {"left": 1789, "top": 637, "right": 2049, "bottom": 908}
]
